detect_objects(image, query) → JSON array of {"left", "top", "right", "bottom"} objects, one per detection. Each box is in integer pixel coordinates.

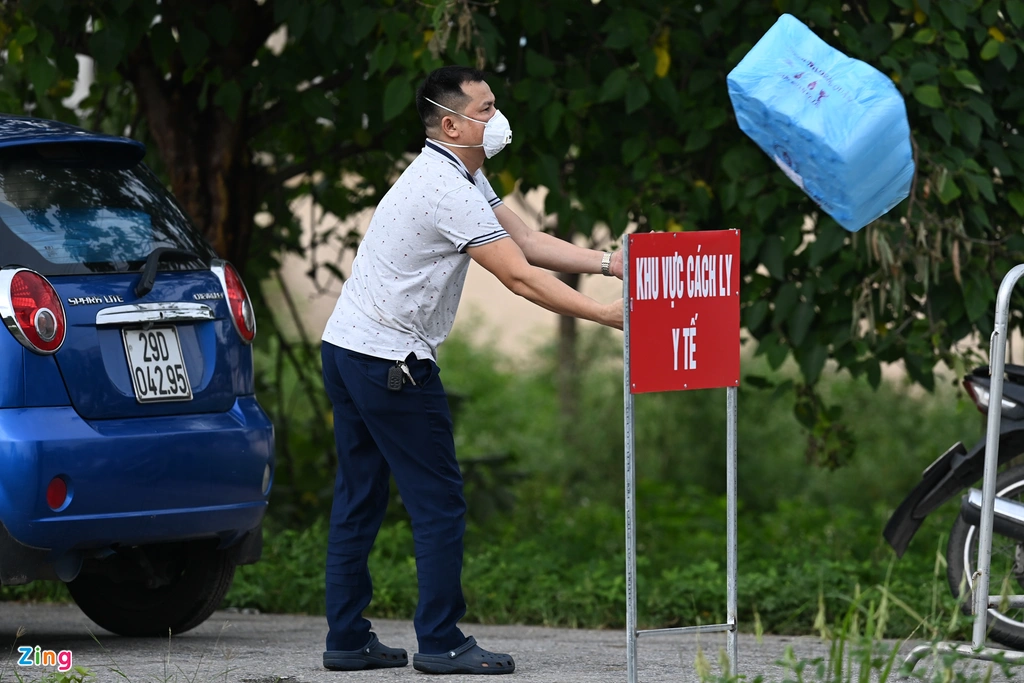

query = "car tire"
[{"left": 67, "top": 542, "right": 236, "bottom": 637}]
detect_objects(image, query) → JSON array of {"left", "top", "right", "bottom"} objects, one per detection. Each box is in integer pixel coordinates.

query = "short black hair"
[{"left": 415, "top": 66, "right": 489, "bottom": 131}]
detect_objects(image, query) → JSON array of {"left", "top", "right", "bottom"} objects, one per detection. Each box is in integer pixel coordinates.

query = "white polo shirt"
[{"left": 322, "top": 140, "right": 509, "bottom": 362}]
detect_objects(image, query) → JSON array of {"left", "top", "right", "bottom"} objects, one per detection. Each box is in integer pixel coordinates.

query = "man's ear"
[{"left": 441, "top": 115, "right": 459, "bottom": 137}]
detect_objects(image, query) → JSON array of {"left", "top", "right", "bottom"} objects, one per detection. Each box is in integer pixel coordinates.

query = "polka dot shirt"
[{"left": 322, "top": 141, "right": 509, "bottom": 362}]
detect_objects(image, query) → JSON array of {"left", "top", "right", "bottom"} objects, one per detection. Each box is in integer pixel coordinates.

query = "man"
[{"left": 320, "top": 65, "right": 624, "bottom": 675}]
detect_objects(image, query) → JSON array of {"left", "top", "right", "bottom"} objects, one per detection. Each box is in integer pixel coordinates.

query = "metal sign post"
[
  {"left": 903, "top": 264, "right": 1024, "bottom": 671},
  {"left": 623, "top": 230, "right": 741, "bottom": 682}
]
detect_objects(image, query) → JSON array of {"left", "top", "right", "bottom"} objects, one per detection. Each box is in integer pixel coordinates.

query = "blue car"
[{"left": 0, "top": 116, "right": 274, "bottom": 636}]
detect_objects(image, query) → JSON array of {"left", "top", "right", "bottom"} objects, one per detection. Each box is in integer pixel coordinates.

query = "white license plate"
[{"left": 122, "top": 326, "right": 193, "bottom": 403}]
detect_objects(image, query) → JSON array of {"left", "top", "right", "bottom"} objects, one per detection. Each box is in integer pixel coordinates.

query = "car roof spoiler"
[{"left": 0, "top": 115, "right": 146, "bottom": 167}]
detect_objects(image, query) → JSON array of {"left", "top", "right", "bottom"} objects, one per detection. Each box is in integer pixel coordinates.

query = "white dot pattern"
[{"left": 322, "top": 142, "right": 509, "bottom": 362}]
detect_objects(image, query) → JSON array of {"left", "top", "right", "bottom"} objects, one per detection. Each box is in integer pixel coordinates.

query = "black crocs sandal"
[
  {"left": 323, "top": 632, "right": 408, "bottom": 670},
  {"left": 413, "top": 636, "right": 516, "bottom": 675}
]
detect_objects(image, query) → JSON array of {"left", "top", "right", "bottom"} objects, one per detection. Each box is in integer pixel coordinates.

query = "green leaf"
[
  {"left": 721, "top": 146, "right": 757, "bottom": 181},
  {"left": 1009, "top": 0, "right": 1024, "bottom": 27},
  {"left": 207, "top": 4, "right": 235, "bottom": 47},
  {"left": 789, "top": 301, "right": 815, "bottom": 347},
  {"left": 149, "top": 22, "right": 175, "bottom": 65},
  {"left": 808, "top": 221, "right": 847, "bottom": 267},
  {"left": 953, "top": 69, "right": 983, "bottom": 94},
  {"left": 542, "top": 101, "right": 564, "bottom": 140},
  {"left": 302, "top": 91, "right": 335, "bottom": 120},
  {"left": 912, "top": 28, "right": 937, "bottom": 43},
  {"left": 959, "top": 113, "right": 982, "bottom": 148},
  {"left": 980, "top": 38, "right": 1001, "bottom": 60},
  {"left": 702, "top": 107, "right": 728, "bottom": 130},
  {"left": 999, "top": 42, "right": 1018, "bottom": 71},
  {"left": 26, "top": 53, "right": 57, "bottom": 95},
  {"left": 374, "top": 42, "right": 397, "bottom": 75},
  {"left": 382, "top": 77, "right": 412, "bottom": 122},
  {"left": 342, "top": 7, "right": 376, "bottom": 45},
  {"left": 942, "top": 1, "right": 967, "bottom": 28},
  {"left": 963, "top": 275, "right": 988, "bottom": 322},
  {"left": 683, "top": 128, "right": 711, "bottom": 153},
  {"left": 314, "top": 4, "right": 336, "bottom": 44},
  {"left": 773, "top": 283, "right": 799, "bottom": 326},
  {"left": 1009, "top": 191, "right": 1024, "bottom": 217},
  {"left": 869, "top": 0, "right": 890, "bottom": 22},
  {"left": 622, "top": 136, "right": 646, "bottom": 165},
  {"left": 525, "top": 50, "right": 556, "bottom": 78},
  {"left": 87, "top": 29, "right": 125, "bottom": 72},
  {"left": 908, "top": 62, "right": 939, "bottom": 81},
  {"left": 760, "top": 236, "right": 786, "bottom": 280},
  {"left": 14, "top": 25, "right": 38, "bottom": 46},
  {"left": 179, "top": 24, "right": 210, "bottom": 69},
  {"left": 36, "top": 28, "right": 54, "bottom": 56},
  {"left": 213, "top": 80, "right": 243, "bottom": 120},
  {"left": 913, "top": 84, "right": 943, "bottom": 108},
  {"left": 744, "top": 300, "right": 769, "bottom": 331},
  {"left": 964, "top": 173, "right": 995, "bottom": 203},
  {"left": 937, "top": 169, "right": 962, "bottom": 204},
  {"left": 967, "top": 203, "right": 990, "bottom": 228},
  {"left": 512, "top": 79, "right": 534, "bottom": 102},
  {"left": 932, "top": 111, "right": 952, "bottom": 144},
  {"left": 944, "top": 35, "right": 969, "bottom": 59},
  {"left": 624, "top": 78, "right": 649, "bottom": 114},
  {"left": 599, "top": 69, "right": 629, "bottom": 103},
  {"left": 567, "top": 88, "right": 591, "bottom": 113},
  {"left": 603, "top": 22, "right": 633, "bottom": 50},
  {"left": 967, "top": 97, "right": 997, "bottom": 126},
  {"left": 799, "top": 343, "right": 828, "bottom": 385},
  {"left": 755, "top": 193, "right": 778, "bottom": 224},
  {"left": 289, "top": 2, "right": 311, "bottom": 40},
  {"left": 866, "top": 360, "right": 881, "bottom": 389}
]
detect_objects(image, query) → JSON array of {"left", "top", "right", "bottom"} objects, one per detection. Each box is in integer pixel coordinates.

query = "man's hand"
[
  {"left": 609, "top": 250, "right": 624, "bottom": 279},
  {"left": 602, "top": 299, "right": 624, "bottom": 330}
]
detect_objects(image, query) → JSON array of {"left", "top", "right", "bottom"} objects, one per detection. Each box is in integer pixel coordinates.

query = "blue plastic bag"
[{"left": 726, "top": 14, "right": 914, "bottom": 232}]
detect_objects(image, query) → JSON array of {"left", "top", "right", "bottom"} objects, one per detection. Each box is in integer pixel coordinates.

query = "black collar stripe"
[{"left": 425, "top": 140, "right": 475, "bottom": 185}]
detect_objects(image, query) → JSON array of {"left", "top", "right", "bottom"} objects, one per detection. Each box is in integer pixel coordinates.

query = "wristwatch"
[{"left": 601, "top": 251, "right": 612, "bottom": 277}]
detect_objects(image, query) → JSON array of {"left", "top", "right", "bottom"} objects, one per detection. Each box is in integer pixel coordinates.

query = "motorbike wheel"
[{"left": 947, "top": 463, "right": 1024, "bottom": 649}]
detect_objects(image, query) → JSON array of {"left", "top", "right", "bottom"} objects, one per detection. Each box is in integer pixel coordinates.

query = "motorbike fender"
[{"left": 884, "top": 427, "right": 1024, "bottom": 557}]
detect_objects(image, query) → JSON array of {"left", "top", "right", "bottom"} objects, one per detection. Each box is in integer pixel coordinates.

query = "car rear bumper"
[{"left": 0, "top": 397, "right": 274, "bottom": 559}]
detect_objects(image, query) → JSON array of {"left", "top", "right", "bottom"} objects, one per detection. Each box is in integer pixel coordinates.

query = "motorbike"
[{"left": 884, "top": 364, "right": 1024, "bottom": 649}]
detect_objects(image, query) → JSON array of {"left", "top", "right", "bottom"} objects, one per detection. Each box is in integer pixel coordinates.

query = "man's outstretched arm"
[
  {"left": 493, "top": 204, "right": 624, "bottom": 279},
  {"left": 467, "top": 237, "right": 623, "bottom": 330}
]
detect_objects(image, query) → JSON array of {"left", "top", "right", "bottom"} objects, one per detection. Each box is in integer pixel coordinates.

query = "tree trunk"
[
  {"left": 119, "top": 1, "right": 272, "bottom": 276},
  {"left": 125, "top": 65, "right": 258, "bottom": 274}
]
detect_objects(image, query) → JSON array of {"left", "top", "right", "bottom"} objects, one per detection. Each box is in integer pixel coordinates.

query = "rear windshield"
[{"left": 0, "top": 145, "right": 214, "bottom": 276}]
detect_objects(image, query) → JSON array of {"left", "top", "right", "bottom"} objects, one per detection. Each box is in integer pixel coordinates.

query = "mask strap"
[
  {"left": 429, "top": 139, "right": 482, "bottom": 150},
  {"left": 423, "top": 96, "right": 485, "bottom": 125}
]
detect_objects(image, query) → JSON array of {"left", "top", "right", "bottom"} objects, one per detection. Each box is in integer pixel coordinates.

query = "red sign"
[{"left": 628, "top": 230, "right": 740, "bottom": 394}]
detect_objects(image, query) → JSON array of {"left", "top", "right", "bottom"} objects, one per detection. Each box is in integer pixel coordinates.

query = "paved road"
[{"left": 0, "top": 603, "right": 1017, "bottom": 682}]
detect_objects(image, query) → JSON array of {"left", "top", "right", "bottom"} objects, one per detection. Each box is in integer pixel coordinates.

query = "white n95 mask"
[{"left": 424, "top": 97, "right": 513, "bottom": 158}]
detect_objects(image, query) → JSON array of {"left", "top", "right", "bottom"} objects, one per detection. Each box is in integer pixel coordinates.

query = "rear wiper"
[{"left": 134, "top": 247, "right": 204, "bottom": 298}]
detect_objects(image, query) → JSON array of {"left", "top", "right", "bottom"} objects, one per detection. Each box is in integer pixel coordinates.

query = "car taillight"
[
  {"left": 212, "top": 260, "right": 255, "bottom": 344},
  {"left": 0, "top": 268, "right": 66, "bottom": 354},
  {"left": 963, "top": 377, "right": 1019, "bottom": 415}
]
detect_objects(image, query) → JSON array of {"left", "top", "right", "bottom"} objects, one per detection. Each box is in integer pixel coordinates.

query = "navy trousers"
[{"left": 320, "top": 342, "right": 468, "bottom": 655}]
